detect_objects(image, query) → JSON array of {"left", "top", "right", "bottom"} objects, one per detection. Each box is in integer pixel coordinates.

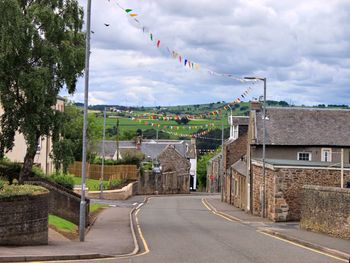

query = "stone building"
[
  {"left": 139, "top": 145, "right": 190, "bottom": 194},
  {"left": 247, "top": 106, "right": 350, "bottom": 221},
  {"left": 0, "top": 96, "right": 65, "bottom": 175},
  {"left": 206, "top": 153, "right": 222, "bottom": 193},
  {"left": 223, "top": 102, "right": 350, "bottom": 221}
]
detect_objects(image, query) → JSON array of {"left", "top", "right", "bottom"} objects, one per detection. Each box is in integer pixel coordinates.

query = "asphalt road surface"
[{"left": 71, "top": 195, "right": 344, "bottom": 263}]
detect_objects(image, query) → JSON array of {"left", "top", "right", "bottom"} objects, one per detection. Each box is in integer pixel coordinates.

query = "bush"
[
  {"left": 0, "top": 180, "right": 4, "bottom": 190},
  {"left": 0, "top": 184, "right": 49, "bottom": 198},
  {"left": 0, "top": 160, "right": 21, "bottom": 184},
  {"left": 109, "top": 178, "right": 124, "bottom": 189},
  {"left": 50, "top": 173, "right": 75, "bottom": 190}
]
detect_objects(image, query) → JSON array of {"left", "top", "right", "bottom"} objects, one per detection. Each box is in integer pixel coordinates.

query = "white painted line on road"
[
  {"left": 132, "top": 202, "right": 138, "bottom": 206},
  {"left": 108, "top": 205, "right": 116, "bottom": 207},
  {"left": 258, "top": 230, "right": 348, "bottom": 262}
]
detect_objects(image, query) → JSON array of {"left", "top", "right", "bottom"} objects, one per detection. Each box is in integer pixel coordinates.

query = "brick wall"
[
  {"left": 0, "top": 193, "right": 49, "bottom": 245},
  {"left": 300, "top": 185, "right": 350, "bottom": 239},
  {"left": 252, "top": 163, "right": 350, "bottom": 221},
  {"left": 26, "top": 179, "right": 90, "bottom": 227}
]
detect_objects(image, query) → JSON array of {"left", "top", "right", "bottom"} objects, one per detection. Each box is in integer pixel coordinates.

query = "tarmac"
[
  {"left": 204, "top": 196, "right": 350, "bottom": 262},
  {"left": 0, "top": 193, "right": 349, "bottom": 262}
]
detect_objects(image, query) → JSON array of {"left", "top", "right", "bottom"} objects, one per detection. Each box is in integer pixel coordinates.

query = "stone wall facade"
[
  {"left": 223, "top": 134, "right": 247, "bottom": 172},
  {"left": 300, "top": 185, "right": 350, "bottom": 239},
  {"left": 231, "top": 169, "right": 247, "bottom": 210},
  {"left": 138, "top": 145, "right": 190, "bottom": 195},
  {"left": 0, "top": 192, "right": 49, "bottom": 245},
  {"left": 206, "top": 154, "right": 222, "bottom": 193},
  {"left": 26, "top": 179, "right": 90, "bottom": 227},
  {"left": 251, "top": 162, "right": 350, "bottom": 221}
]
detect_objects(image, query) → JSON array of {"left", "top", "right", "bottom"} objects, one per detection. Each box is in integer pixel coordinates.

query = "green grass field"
[
  {"left": 72, "top": 177, "right": 109, "bottom": 191},
  {"left": 49, "top": 215, "right": 77, "bottom": 233}
]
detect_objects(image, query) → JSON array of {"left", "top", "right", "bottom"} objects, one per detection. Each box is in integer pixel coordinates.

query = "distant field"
[{"left": 89, "top": 102, "right": 251, "bottom": 139}]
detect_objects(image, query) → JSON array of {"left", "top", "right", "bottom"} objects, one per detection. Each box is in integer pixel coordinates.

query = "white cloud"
[{"left": 71, "top": 0, "right": 350, "bottom": 106}]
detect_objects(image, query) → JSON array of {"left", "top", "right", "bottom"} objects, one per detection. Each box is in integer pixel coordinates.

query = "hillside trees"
[{"left": 0, "top": 0, "right": 85, "bottom": 182}]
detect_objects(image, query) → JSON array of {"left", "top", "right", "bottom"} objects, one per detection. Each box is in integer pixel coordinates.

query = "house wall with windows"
[
  {"left": 251, "top": 146, "right": 350, "bottom": 164},
  {"left": 0, "top": 97, "right": 65, "bottom": 175}
]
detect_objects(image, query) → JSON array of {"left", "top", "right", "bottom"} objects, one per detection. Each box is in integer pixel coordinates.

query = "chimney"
[{"left": 250, "top": 100, "right": 262, "bottom": 111}]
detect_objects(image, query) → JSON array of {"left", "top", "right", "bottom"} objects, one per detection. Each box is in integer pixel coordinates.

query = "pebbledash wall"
[
  {"left": 251, "top": 161, "right": 350, "bottom": 222},
  {"left": 0, "top": 192, "right": 49, "bottom": 245},
  {"left": 300, "top": 185, "right": 350, "bottom": 239}
]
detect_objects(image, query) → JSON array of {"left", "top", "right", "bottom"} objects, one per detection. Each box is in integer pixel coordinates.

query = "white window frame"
[
  {"left": 321, "top": 148, "right": 332, "bottom": 162},
  {"left": 297, "top": 152, "right": 312, "bottom": 161}
]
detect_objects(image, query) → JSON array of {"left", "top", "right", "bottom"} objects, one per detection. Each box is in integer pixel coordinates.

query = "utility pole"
[
  {"left": 116, "top": 118, "right": 120, "bottom": 161},
  {"left": 79, "top": 0, "right": 92, "bottom": 242},
  {"left": 341, "top": 148, "right": 344, "bottom": 188},
  {"left": 221, "top": 114, "right": 224, "bottom": 202},
  {"left": 100, "top": 108, "right": 106, "bottom": 199},
  {"left": 244, "top": 77, "right": 267, "bottom": 218}
]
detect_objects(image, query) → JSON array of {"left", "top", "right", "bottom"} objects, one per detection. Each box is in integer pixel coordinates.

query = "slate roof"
[
  {"left": 141, "top": 140, "right": 190, "bottom": 160},
  {"left": 230, "top": 116, "right": 249, "bottom": 126},
  {"left": 95, "top": 141, "right": 136, "bottom": 158},
  {"left": 255, "top": 107, "right": 350, "bottom": 146},
  {"left": 232, "top": 159, "right": 247, "bottom": 176}
]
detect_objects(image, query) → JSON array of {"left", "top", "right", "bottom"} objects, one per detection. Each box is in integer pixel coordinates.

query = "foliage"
[
  {"left": 109, "top": 178, "right": 124, "bottom": 189},
  {"left": 52, "top": 103, "right": 100, "bottom": 173},
  {"left": 175, "top": 117, "right": 190, "bottom": 125},
  {"left": 0, "top": 0, "right": 85, "bottom": 182},
  {"left": 197, "top": 148, "right": 221, "bottom": 190},
  {"left": 92, "top": 151, "right": 144, "bottom": 167},
  {"left": 196, "top": 128, "right": 229, "bottom": 155},
  {"left": 0, "top": 180, "right": 4, "bottom": 190},
  {"left": 50, "top": 172, "right": 75, "bottom": 190},
  {"left": 0, "top": 184, "right": 48, "bottom": 198},
  {"left": 0, "top": 159, "right": 21, "bottom": 184}
]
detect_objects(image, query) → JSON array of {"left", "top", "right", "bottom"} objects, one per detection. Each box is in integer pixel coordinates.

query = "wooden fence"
[{"left": 68, "top": 161, "right": 138, "bottom": 181}]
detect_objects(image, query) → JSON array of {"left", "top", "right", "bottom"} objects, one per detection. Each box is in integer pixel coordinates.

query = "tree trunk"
[{"left": 19, "top": 144, "right": 37, "bottom": 184}]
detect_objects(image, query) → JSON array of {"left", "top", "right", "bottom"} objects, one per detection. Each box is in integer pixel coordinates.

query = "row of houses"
[{"left": 208, "top": 101, "right": 350, "bottom": 221}]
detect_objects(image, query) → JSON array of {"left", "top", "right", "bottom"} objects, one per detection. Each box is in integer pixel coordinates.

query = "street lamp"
[
  {"left": 244, "top": 77, "right": 267, "bottom": 218},
  {"left": 79, "top": 0, "right": 92, "bottom": 242}
]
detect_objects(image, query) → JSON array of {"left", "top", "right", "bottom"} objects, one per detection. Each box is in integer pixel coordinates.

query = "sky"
[{"left": 67, "top": 0, "right": 350, "bottom": 106}]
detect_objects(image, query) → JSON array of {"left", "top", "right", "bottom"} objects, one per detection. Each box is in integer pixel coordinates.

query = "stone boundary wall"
[
  {"left": 138, "top": 170, "right": 190, "bottom": 195},
  {"left": 252, "top": 162, "right": 350, "bottom": 221},
  {"left": 300, "top": 185, "right": 350, "bottom": 239},
  {"left": 0, "top": 193, "right": 49, "bottom": 245},
  {"left": 87, "top": 182, "right": 138, "bottom": 200},
  {"left": 26, "top": 179, "right": 90, "bottom": 227}
]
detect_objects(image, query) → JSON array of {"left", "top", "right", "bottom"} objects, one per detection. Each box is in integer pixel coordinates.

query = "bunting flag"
[
  {"left": 157, "top": 40, "right": 160, "bottom": 48},
  {"left": 112, "top": 1, "right": 255, "bottom": 83}
]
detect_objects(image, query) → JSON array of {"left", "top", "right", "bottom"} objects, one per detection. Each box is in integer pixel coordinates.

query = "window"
[
  {"left": 321, "top": 148, "right": 332, "bottom": 162},
  {"left": 298, "top": 152, "right": 311, "bottom": 161}
]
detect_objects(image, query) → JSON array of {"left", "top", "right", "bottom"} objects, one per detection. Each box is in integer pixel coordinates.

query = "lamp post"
[
  {"left": 100, "top": 107, "right": 106, "bottom": 199},
  {"left": 244, "top": 77, "right": 267, "bottom": 218},
  {"left": 79, "top": 0, "right": 92, "bottom": 242}
]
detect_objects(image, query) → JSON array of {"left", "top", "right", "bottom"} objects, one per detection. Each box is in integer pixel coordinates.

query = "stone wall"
[
  {"left": 138, "top": 170, "right": 190, "bottom": 195},
  {"left": 223, "top": 134, "right": 247, "bottom": 172},
  {"left": 26, "top": 179, "right": 90, "bottom": 227},
  {"left": 206, "top": 154, "right": 222, "bottom": 193},
  {"left": 0, "top": 192, "right": 49, "bottom": 245},
  {"left": 300, "top": 185, "right": 350, "bottom": 239},
  {"left": 231, "top": 170, "right": 247, "bottom": 210},
  {"left": 251, "top": 163, "right": 350, "bottom": 221}
]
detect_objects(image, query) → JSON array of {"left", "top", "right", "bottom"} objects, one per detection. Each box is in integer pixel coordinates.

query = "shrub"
[
  {"left": 50, "top": 173, "right": 75, "bottom": 190},
  {"left": 31, "top": 166, "right": 45, "bottom": 178},
  {"left": 109, "top": 178, "right": 123, "bottom": 189},
  {"left": 0, "top": 184, "right": 49, "bottom": 198},
  {"left": 0, "top": 160, "right": 21, "bottom": 184},
  {"left": 0, "top": 180, "right": 4, "bottom": 190}
]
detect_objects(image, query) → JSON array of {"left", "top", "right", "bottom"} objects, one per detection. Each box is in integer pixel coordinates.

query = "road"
[{"left": 72, "top": 195, "right": 343, "bottom": 263}]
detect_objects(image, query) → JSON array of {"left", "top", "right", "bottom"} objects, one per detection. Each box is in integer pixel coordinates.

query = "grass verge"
[{"left": 48, "top": 214, "right": 78, "bottom": 240}]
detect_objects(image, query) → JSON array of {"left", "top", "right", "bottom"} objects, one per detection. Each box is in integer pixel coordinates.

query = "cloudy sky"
[{"left": 67, "top": 0, "right": 350, "bottom": 106}]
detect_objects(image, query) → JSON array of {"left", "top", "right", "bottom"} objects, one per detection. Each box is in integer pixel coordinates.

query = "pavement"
[
  {"left": 204, "top": 195, "right": 350, "bottom": 261},
  {"left": 0, "top": 195, "right": 146, "bottom": 262}
]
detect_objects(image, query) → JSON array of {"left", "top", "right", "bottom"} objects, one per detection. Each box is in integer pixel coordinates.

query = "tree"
[
  {"left": 175, "top": 117, "right": 190, "bottom": 125},
  {"left": 0, "top": 0, "right": 85, "bottom": 182},
  {"left": 51, "top": 103, "right": 99, "bottom": 172}
]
